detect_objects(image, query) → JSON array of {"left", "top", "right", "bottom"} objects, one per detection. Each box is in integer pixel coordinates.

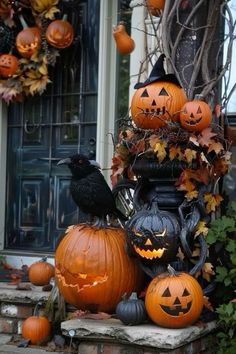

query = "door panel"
[{"left": 5, "top": 0, "right": 99, "bottom": 252}]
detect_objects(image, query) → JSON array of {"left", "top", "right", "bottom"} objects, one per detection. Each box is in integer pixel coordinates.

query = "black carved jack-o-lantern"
[{"left": 126, "top": 202, "right": 180, "bottom": 262}]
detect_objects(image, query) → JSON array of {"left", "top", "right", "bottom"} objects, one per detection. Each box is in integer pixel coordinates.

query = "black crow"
[{"left": 57, "top": 154, "right": 125, "bottom": 226}]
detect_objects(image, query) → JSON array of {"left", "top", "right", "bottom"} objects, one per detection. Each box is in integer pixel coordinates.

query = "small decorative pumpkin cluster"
[{"left": 0, "top": 0, "right": 74, "bottom": 103}]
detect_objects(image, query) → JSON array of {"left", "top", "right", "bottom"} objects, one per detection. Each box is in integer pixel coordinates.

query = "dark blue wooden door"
[{"left": 5, "top": 0, "right": 99, "bottom": 252}]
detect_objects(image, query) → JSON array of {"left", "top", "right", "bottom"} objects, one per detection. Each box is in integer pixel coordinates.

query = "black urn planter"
[{"left": 131, "top": 157, "right": 195, "bottom": 211}]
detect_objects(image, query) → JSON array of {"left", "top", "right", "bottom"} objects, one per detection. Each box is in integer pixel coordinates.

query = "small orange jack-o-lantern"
[
  {"left": 145, "top": 266, "right": 204, "bottom": 328},
  {"left": 131, "top": 81, "right": 187, "bottom": 129},
  {"left": 112, "top": 22, "right": 135, "bottom": 55},
  {"left": 45, "top": 17, "right": 74, "bottom": 49},
  {"left": 0, "top": 54, "right": 18, "bottom": 78},
  {"left": 16, "top": 27, "right": 41, "bottom": 58},
  {"left": 180, "top": 99, "right": 212, "bottom": 132}
]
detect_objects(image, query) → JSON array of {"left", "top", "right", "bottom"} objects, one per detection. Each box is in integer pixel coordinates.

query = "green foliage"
[{"left": 206, "top": 201, "right": 236, "bottom": 353}]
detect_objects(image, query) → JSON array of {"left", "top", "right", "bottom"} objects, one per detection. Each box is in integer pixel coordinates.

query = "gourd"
[
  {"left": 146, "top": 0, "right": 165, "bottom": 16},
  {"left": 55, "top": 224, "right": 143, "bottom": 313},
  {"left": 145, "top": 265, "right": 204, "bottom": 328},
  {"left": 28, "top": 258, "right": 55, "bottom": 286},
  {"left": 116, "top": 292, "right": 147, "bottom": 325},
  {"left": 112, "top": 22, "right": 135, "bottom": 55}
]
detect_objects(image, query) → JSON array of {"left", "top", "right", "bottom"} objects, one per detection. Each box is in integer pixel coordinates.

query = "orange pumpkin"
[
  {"left": 112, "top": 23, "right": 135, "bottom": 55},
  {"left": 145, "top": 266, "right": 204, "bottom": 328},
  {"left": 16, "top": 27, "right": 41, "bottom": 58},
  {"left": 0, "top": 54, "right": 18, "bottom": 78},
  {"left": 45, "top": 18, "right": 74, "bottom": 49},
  {"left": 28, "top": 259, "right": 55, "bottom": 286},
  {"left": 146, "top": 0, "right": 165, "bottom": 16},
  {"left": 22, "top": 315, "right": 50, "bottom": 344},
  {"left": 131, "top": 81, "right": 187, "bottom": 129},
  {"left": 180, "top": 99, "right": 212, "bottom": 132},
  {"left": 55, "top": 224, "right": 143, "bottom": 313}
]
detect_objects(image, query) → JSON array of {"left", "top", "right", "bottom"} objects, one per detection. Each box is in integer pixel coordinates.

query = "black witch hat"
[{"left": 134, "top": 54, "right": 181, "bottom": 89}]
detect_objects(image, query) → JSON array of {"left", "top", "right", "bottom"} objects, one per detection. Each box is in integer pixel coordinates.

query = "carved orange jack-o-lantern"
[
  {"left": 45, "top": 18, "right": 74, "bottom": 49},
  {"left": 16, "top": 27, "right": 41, "bottom": 58},
  {"left": 180, "top": 100, "right": 212, "bottom": 132},
  {"left": 55, "top": 224, "right": 143, "bottom": 313},
  {"left": 145, "top": 266, "right": 204, "bottom": 328},
  {"left": 0, "top": 54, "right": 18, "bottom": 78},
  {"left": 131, "top": 81, "right": 187, "bottom": 129}
]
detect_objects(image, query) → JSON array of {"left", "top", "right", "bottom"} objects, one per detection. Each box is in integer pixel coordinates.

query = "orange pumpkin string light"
[{"left": 146, "top": 0, "right": 165, "bottom": 17}]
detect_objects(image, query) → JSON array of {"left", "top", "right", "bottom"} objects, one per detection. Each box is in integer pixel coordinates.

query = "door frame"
[{"left": 0, "top": 0, "right": 119, "bottom": 266}]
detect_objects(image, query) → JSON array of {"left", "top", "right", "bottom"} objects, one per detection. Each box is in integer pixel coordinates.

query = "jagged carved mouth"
[
  {"left": 185, "top": 117, "right": 202, "bottom": 125},
  {"left": 133, "top": 245, "right": 166, "bottom": 259},
  {"left": 160, "top": 301, "right": 192, "bottom": 316},
  {"left": 143, "top": 107, "right": 166, "bottom": 115}
]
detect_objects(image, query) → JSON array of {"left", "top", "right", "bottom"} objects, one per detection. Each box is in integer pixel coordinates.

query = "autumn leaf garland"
[{"left": 0, "top": 0, "right": 65, "bottom": 103}]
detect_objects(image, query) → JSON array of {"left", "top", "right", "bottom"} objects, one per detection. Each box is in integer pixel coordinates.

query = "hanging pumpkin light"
[
  {"left": 16, "top": 15, "right": 41, "bottom": 58},
  {"left": 112, "top": 22, "right": 135, "bottom": 55},
  {"left": 131, "top": 54, "right": 187, "bottom": 129},
  {"left": 146, "top": 0, "right": 165, "bottom": 16},
  {"left": 45, "top": 15, "right": 74, "bottom": 49},
  {"left": 145, "top": 265, "right": 204, "bottom": 328},
  {"left": 180, "top": 97, "right": 212, "bottom": 132},
  {"left": 0, "top": 54, "right": 18, "bottom": 78},
  {"left": 55, "top": 224, "right": 143, "bottom": 313}
]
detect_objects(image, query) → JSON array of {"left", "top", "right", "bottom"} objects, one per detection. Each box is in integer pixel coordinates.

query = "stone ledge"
[
  {"left": 0, "top": 283, "right": 49, "bottom": 304},
  {"left": 61, "top": 318, "right": 217, "bottom": 350}
]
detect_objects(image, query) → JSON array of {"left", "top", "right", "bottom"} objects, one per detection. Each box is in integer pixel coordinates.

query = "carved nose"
[{"left": 173, "top": 297, "right": 181, "bottom": 305}]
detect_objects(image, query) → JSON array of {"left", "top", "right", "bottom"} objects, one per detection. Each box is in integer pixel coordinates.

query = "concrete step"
[{"left": 0, "top": 344, "right": 65, "bottom": 354}]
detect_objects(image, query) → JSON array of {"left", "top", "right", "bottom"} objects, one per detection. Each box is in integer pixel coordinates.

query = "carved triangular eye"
[
  {"left": 159, "top": 88, "right": 169, "bottom": 96},
  {"left": 182, "top": 288, "right": 190, "bottom": 296},
  {"left": 151, "top": 100, "right": 157, "bottom": 106},
  {"left": 141, "top": 89, "right": 149, "bottom": 97},
  {"left": 162, "top": 288, "right": 171, "bottom": 297},
  {"left": 197, "top": 106, "right": 202, "bottom": 113}
]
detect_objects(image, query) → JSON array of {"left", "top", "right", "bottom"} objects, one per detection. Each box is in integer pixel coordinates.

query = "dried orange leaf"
[{"left": 203, "top": 193, "right": 223, "bottom": 213}]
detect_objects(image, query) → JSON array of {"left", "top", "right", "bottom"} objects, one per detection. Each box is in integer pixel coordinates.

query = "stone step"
[{"left": 61, "top": 318, "right": 217, "bottom": 352}]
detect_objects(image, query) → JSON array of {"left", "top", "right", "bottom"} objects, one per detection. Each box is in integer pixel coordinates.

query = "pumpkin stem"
[
  {"left": 19, "top": 14, "right": 28, "bottom": 29},
  {"left": 62, "top": 14, "right": 68, "bottom": 21},
  {"left": 41, "top": 256, "right": 48, "bottom": 262},
  {"left": 129, "top": 292, "right": 138, "bottom": 300},
  {"left": 33, "top": 301, "right": 43, "bottom": 316},
  {"left": 194, "top": 94, "right": 205, "bottom": 101},
  {"left": 167, "top": 264, "right": 177, "bottom": 276}
]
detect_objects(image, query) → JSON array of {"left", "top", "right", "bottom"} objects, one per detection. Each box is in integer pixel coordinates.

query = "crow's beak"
[
  {"left": 57, "top": 157, "right": 71, "bottom": 166},
  {"left": 89, "top": 159, "right": 101, "bottom": 169}
]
